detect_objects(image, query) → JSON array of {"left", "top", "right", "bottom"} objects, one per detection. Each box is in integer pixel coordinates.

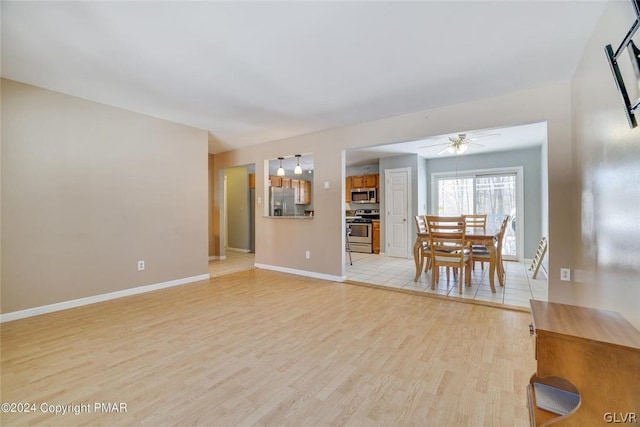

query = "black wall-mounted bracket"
[{"left": 605, "top": 0, "right": 640, "bottom": 128}]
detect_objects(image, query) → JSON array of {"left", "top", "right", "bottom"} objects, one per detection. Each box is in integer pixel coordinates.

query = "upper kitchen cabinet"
[
  {"left": 345, "top": 176, "right": 352, "bottom": 202},
  {"left": 269, "top": 175, "right": 282, "bottom": 187},
  {"left": 350, "top": 174, "right": 378, "bottom": 189},
  {"left": 351, "top": 175, "right": 364, "bottom": 188},
  {"left": 298, "top": 180, "right": 311, "bottom": 204},
  {"left": 366, "top": 174, "right": 378, "bottom": 188},
  {"left": 290, "top": 179, "right": 310, "bottom": 204}
]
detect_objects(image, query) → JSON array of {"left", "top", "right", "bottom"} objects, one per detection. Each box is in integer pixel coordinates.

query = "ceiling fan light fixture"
[{"left": 457, "top": 144, "right": 468, "bottom": 154}]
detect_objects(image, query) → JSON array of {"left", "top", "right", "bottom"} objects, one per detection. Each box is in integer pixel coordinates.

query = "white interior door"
[{"left": 385, "top": 168, "right": 410, "bottom": 258}]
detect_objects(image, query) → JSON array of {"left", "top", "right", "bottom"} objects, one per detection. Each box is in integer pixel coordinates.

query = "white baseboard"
[
  {"left": 255, "top": 263, "right": 346, "bottom": 283},
  {"left": 0, "top": 273, "right": 211, "bottom": 323},
  {"left": 226, "top": 247, "right": 251, "bottom": 253},
  {"left": 209, "top": 255, "right": 227, "bottom": 260}
]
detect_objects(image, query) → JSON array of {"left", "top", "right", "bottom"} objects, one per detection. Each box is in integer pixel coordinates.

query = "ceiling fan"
[{"left": 420, "top": 133, "right": 499, "bottom": 156}]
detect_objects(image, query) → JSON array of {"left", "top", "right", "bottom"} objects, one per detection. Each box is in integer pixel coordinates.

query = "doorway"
[
  {"left": 212, "top": 164, "right": 256, "bottom": 277},
  {"left": 223, "top": 165, "right": 255, "bottom": 253}
]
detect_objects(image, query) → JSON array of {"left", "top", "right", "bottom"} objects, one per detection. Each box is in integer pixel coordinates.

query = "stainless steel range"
[{"left": 346, "top": 209, "right": 379, "bottom": 253}]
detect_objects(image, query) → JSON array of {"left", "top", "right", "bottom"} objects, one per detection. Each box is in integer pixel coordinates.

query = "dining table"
[{"left": 413, "top": 225, "right": 504, "bottom": 293}]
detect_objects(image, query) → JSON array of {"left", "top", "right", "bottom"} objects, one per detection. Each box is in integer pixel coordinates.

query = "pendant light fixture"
[
  {"left": 276, "top": 157, "right": 285, "bottom": 176},
  {"left": 294, "top": 154, "right": 302, "bottom": 175}
]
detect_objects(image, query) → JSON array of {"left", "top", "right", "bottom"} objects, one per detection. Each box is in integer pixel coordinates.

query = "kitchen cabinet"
[
  {"left": 345, "top": 177, "right": 352, "bottom": 202},
  {"left": 527, "top": 300, "right": 640, "bottom": 426},
  {"left": 270, "top": 175, "right": 282, "bottom": 187},
  {"left": 292, "top": 179, "right": 310, "bottom": 204},
  {"left": 270, "top": 175, "right": 294, "bottom": 188},
  {"left": 351, "top": 175, "right": 365, "bottom": 188},
  {"left": 249, "top": 173, "right": 255, "bottom": 189},
  {"left": 298, "top": 180, "right": 311, "bottom": 204},
  {"left": 365, "top": 174, "right": 378, "bottom": 188},
  {"left": 372, "top": 220, "right": 380, "bottom": 254},
  {"left": 349, "top": 174, "right": 378, "bottom": 189}
]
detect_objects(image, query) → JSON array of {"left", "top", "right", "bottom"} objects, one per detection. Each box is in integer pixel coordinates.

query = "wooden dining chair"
[
  {"left": 472, "top": 215, "right": 510, "bottom": 286},
  {"left": 463, "top": 214, "right": 487, "bottom": 270},
  {"left": 425, "top": 215, "right": 472, "bottom": 294},
  {"left": 529, "top": 237, "right": 547, "bottom": 279},
  {"left": 463, "top": 214, "right": 487, "bottom": 230},
  {"left": 414, "top": 215, "right": 431, "bottom": 274}
]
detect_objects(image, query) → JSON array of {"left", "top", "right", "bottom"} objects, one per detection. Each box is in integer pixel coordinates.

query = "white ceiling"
[
  {"left": 2, "top": 1, "right": 606, "bottom": 155},
  {"left": 346, "top": 121, "right": 547, "bottom": 166}
]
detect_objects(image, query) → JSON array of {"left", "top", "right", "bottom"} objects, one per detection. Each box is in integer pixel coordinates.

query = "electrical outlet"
[
  {"left": 305, "top": 251, "right": 311, "bottom": 259},
  {"left": 138, "top": 260, "right": 145, "bottom": 271},
  {"left": 560, "top": 268, "right": 570, "bottom": 282}
]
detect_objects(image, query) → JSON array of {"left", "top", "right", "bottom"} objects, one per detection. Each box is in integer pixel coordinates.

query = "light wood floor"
[
  {"left": 209, "top": 251, "right": 256, "bottom": 278},
  {"left": 1, "top": 269, "right": 535, "bottom": 426}
]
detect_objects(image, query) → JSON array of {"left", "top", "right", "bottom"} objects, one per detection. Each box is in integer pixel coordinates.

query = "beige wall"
[
  {"left": 567, "top": 1, "right": 640, "bottom": 328},
  {"left": 212, "top": 81, "right": 572, "bottom": 286},
  {"left": 1, "top": 79, "right": 209, "bottom": 313}
]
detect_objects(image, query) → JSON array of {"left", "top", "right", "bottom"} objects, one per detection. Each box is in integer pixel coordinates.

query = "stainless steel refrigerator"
[{"left": 270, "top": 187, "right": 296, "bottom": 216}]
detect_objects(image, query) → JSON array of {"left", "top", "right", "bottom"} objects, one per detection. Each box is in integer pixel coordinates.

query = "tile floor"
[
  {"left": 209, "top": 250, "right": 548, "bottom": 309},
  {"left": 345, "top": 251, "right": 548, "bottom": 308}
]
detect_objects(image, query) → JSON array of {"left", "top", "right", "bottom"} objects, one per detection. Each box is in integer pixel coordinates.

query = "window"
[{"left": 432, "top": 168, "right": 522, "bottom": 259}]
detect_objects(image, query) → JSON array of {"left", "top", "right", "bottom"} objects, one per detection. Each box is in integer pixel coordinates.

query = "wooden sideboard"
[{"left": 527, "top": 300, "right": 640, "bottom": 426}]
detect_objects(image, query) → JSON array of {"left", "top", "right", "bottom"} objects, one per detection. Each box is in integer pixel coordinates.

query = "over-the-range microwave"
[{"left": 351, "top": 188, "right": 377, "bottom": 203}]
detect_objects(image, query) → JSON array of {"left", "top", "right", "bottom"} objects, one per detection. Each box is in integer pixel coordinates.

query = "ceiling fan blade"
[
  {"left": 436, "top": 146, "right": 450, "bottom": 156},
  {"left": 466, "top": 133, "right": 500, "bottom": 141},
  {"left": 419, "top": 142, "right": 448, "bottom": 149}
]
